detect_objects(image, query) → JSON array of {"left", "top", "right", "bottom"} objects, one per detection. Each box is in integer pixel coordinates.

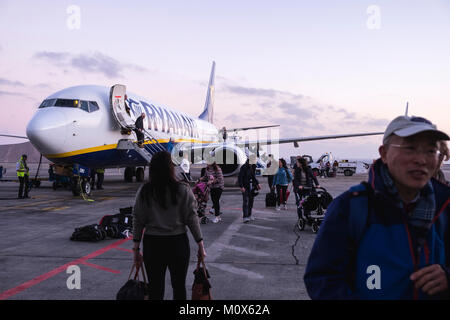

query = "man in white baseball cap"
[{"left": 305, "top": 114, "right": 450, "bottom": 300}]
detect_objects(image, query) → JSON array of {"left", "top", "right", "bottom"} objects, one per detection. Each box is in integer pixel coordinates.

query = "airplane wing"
[
  {"left": 220, "top": 125, "right": 280, "bottom": 132},
  {"left": 235, "top": 131, "right": 384, "bottom": 148},
  {"left": 0, "top": 134, "right": 29, "bottom": 139},
  {"left": 177, "top": 131, "right": 383, "bottom": 155}
]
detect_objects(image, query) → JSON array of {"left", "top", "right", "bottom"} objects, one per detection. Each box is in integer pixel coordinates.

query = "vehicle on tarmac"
[
  {"left": 298, "top": 153, "right": 358, "bottom": 177},
  {"left": 1, "top": 62, "right": 382, "bottom": 196}
]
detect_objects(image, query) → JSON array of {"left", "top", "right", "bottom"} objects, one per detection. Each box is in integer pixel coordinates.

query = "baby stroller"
[
  {"left": 192, "top": 179, "right": 210, "bottom": 224},
  {"left": 296, "top": 187, "right": 333, "bottom": 233}
]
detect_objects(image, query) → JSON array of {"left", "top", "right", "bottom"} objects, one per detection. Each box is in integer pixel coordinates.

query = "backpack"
[
  {"left": 70, "top": 224, "right": 106, "bottom": 242},
  {"left": 99, "top": 209, "right": 133, "bottom": 239},
  {"left": 348, "top": 182, "right": 372, "bottom": 246}
]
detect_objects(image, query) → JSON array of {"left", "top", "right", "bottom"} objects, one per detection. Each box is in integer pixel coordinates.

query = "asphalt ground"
[{"left": 0, "top": 165, "right": 449, "bottom": 301}]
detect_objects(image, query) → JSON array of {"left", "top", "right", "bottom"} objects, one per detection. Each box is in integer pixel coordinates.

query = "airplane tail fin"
[{"left": 198, "top": 61, "right": 215, "bottom": 124}]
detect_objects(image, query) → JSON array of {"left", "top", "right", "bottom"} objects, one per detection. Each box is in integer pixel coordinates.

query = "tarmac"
[{"left": 0, "top": 164, "right": 448, "bottom": 300}]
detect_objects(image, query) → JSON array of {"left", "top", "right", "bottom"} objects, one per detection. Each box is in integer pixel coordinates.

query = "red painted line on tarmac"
[
  {"left": 80, "top": 261, "right": 121, "bottom": 274},
  {"left": 115, "top": 247, "right": 133, "bottom": 254},
  {"left": 0, "top": 238, "right": 131, "bottom": 300}
]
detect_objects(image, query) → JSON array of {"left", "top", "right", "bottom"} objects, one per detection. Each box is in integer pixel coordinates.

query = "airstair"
[
  {"left": 110, "top": 84, "right": 166, "bottom": 163},
  {"left": 116, "top": 128, "right": 166, "bottom": 164}
]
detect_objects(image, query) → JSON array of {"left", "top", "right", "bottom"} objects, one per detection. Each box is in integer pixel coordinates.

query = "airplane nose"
[{"left": 26, "top": 109, "right": 67, "bottom": 155}]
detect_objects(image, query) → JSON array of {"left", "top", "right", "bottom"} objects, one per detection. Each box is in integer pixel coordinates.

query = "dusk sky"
[{"left": 1, "top": 0, "right": 449, "bottom": 161}]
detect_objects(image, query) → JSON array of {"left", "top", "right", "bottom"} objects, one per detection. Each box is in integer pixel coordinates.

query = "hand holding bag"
[
  {"left": 116, "top": 264, "right": 149, "bottom": 300},
  {"left": 192, "top": 258, "right": 212, "bottom": 300}
]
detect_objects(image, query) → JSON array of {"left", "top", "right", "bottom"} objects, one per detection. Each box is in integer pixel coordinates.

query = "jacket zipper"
[{"left": 401, "top": 217, "right": 419, "bottom": 300}]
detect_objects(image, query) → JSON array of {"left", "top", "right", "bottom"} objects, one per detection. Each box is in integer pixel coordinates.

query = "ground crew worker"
[
  {"left": 96, "top": 168, "right": 105, "bottom": 190},
  {"left": 16, "top": 154, "right": 30, "bottom": 199}
]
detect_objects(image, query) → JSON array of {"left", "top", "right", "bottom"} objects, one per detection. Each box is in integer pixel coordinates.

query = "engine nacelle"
[{"left": 207, "top": 144, "right": 248, "bottom": 177}]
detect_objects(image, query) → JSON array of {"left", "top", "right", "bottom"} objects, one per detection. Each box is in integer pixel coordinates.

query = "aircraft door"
[{"left": 110, "top": 84, "right": 136, "bottom": 129}]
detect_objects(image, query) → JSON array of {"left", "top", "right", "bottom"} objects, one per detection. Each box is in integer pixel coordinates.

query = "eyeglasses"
[{"left": 389, "top": 144, "right": 441, "bottom": 159}]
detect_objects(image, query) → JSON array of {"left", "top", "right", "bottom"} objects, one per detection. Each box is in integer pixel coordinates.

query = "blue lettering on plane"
[{"left": 124, "top": 98, "right": 199, "bottom": 139}]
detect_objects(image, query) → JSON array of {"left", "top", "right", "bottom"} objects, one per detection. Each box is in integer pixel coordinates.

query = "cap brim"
[{"left": 395, "top": 126, "right": 450, "bottom": 140}]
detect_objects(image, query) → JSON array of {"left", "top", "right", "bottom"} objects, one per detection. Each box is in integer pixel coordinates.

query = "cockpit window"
[
  {"left": 89, "top": 101, "right": 99, "bottom": 112},
  {"left": 38, "top": 99, "right": 57, "bottom": 108},
  {"left": 80, "top": 100, "right": 89, "bottom": 112},
  {"left": 38, "top": 99, "right": 100, "bottom": 113}
]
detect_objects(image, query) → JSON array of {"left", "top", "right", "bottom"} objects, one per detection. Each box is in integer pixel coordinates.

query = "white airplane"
[{"left": 2, "top": 62, "right": 383, "bottom": 194}]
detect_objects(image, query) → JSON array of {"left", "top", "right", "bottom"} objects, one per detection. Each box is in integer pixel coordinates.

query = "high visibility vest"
[
  {"left": 16, "top": 158, "right": 27, "bottom": 177},
  {"left": 96, "top": 168, "right": 105, "bottom": 174}
]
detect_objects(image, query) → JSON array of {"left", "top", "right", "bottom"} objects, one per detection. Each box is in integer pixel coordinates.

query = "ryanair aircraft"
[{"left": 3, "top": 62, "right": 382, "bottom": 193}]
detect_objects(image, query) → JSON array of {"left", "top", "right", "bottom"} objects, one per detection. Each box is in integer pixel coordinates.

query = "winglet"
[
  {"left": 198, "top": 61, "right": 215, "bottom": 123},
  {"left": 405, "top": 101, "right": 409, "bottom": 116}
]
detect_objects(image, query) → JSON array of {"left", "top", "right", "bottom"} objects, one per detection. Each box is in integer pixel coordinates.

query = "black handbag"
[
  {"left": 192, "top": 259, "right": 212, "bottom": 300},
  {"left": 116, "top": 264, "right": 149, "bottom": 300}
]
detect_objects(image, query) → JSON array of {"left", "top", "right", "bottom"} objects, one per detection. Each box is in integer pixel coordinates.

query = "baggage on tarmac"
[
  {"left": 70, "top": 224, "right": 106, "bottom": 242},
  {"left": 265, "top": 191, "right": 277, "bottom": 207},
  {"left": 99, "top": 209, "right": 133, "bottom": 239}
]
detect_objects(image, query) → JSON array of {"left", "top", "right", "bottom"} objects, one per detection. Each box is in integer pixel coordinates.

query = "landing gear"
[
  {"left": 124, "top": 167, "right": 134, "bottom": 182},
  {"left": 71, "top": 177, "right": 91, "bottom": 196},
  {"left": 136, "top": 167, "right": 145, "bottom": 182},
  {"left": 124, "top": 166, "right": 145, "bottom": 182}
]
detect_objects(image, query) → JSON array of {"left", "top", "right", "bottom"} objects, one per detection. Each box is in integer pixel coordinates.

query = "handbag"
[
  {"left": 192, "top": 258, "right": 212, "bottom": 300},
  {"left": 116, "top": 264, "right": 149, "bottom": 300}
]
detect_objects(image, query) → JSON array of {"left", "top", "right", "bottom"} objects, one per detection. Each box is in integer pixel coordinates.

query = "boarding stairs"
[{"left": 116, "top": 128, "right": 166, "bottom": 164}]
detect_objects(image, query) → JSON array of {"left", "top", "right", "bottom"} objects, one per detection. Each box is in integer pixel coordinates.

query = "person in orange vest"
[{"left": 16, "top": 154, "right": 30, "bottom": 199}]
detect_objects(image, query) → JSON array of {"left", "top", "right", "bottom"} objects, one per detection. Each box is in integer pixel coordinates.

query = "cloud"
[
  {"left": 225, "top": 84, "right": 303, "bottom": 100},
  {"left": 0, "top": 78, "right": 25, "bottom": 86},
  {"left": 33, "top": 51, "right": 148, "bottom": 79}
]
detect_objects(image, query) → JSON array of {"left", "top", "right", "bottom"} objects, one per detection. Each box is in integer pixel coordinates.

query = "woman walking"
[
  {"left": 205, "top": 161, "right": 225, "bottom": 223},
  {"left": 272, "top": 158, "right": 293, "bottom": 210},
  {"left": 294, "top": 157, "right": 320, "bottom": 219},
  {"left": 132, "top": 151, "right": 206, "bottom": 300}
]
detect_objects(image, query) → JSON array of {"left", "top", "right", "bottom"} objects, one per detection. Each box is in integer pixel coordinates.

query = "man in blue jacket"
[{"left": 304, "top": 115, "right": 450, "bottom": 299}]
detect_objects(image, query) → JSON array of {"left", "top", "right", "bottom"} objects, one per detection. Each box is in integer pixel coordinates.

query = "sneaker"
[
  {"left": 283, "top": 204, "right": 288, "bottom": 210},
  {"left": 243, "top": 217, "right": 250, "bottom": 223},
  {"left": 212, "top": 216, "right": 221, "bottom": 223},
  {"left": 250, "top": 215, "right": 256, "bottom": 221},
  {"left": 276, "top": 206, "right": 281, "bottom": 211}
]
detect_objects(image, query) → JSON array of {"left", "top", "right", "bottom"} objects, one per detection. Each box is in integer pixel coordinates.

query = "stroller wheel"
[
  {"left": 312, "top": 222, "right": 319, "bottom": 234},
  {"left": 200, "top": 216, "right": 209, "bottom": 224},
  {"left": 297, "top": 219, "right": 305, "bottom": 231}
]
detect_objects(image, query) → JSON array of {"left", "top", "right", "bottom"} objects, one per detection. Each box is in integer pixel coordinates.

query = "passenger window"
[
  {"left": 89, "top": 101, "right": 99, "bottom": 112},
  {"left": 80, "top": 101, "right": 89, "bottom": 112}
]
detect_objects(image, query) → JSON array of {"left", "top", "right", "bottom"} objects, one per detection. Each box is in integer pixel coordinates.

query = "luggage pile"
[{"left": 70, "top": 207, "right": 133, "bottom": 242}]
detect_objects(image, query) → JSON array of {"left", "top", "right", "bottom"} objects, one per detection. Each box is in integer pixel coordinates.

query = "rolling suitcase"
[{"left": 265, "top": 191, "right": 277, "bottom": 207}]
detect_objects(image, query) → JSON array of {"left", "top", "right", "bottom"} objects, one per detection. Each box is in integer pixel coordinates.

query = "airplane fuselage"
[{"left": 26, "top": 85, "right": 220, "bottom": 168}]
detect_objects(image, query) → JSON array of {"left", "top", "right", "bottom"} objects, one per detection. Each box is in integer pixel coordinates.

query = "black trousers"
[
  {"left": 210, "top": 188, "right": 223, "bottom": 216},
  {"left": 135, "top": 129, "right": 144, "bottom": 144},
  {"left": 96, "top": 172, "right": 104, "bottom": 188},
  {"left": 276, "top": 185, "right": 288, "bottom": 206},
  {"left": 18, "top": 175, "right": 29, "bottom": 198},
  {"left": 143, "top": 233, "right": 190, "bottom": 300}
]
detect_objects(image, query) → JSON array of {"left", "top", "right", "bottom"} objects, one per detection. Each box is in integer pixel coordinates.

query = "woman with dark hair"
[
  {"left": 272, "top": 158, "right": 293, "bottom": 210},
  {"left": 294, "top": 157, "right": 320, "bottom": 219},
  {"left": 294, "top": 157, "right": 320, "bottom": 203},
  {"left": 132, "top": 151, "right": 206, "bottom": 300},
  {"left": 205, "top": 161, "right": 225, "bottom": 223}
]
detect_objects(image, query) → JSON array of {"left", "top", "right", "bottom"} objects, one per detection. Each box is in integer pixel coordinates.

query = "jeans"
[
  {"left": 242, "top": 189, "right": 255, "bottom": 218},
  {"left": 143, "top": 233, "right": 190, "bottom": 300}
]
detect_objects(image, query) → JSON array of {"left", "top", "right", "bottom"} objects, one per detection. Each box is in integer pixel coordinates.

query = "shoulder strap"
[{"left": 348, "top": 182, "right": 372, "bottom": 245}]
